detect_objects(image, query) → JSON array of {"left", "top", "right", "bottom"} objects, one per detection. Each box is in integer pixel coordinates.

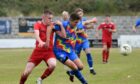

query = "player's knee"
[
  {"left": 103, "top": 47, "right": 107, "bottom": 51},
  {"left": 71, "top": 65, "right": 78, "bottom": 70},
  {"left": 48, "top": 63, "right": 56, "bottom": 70},
  {"left": 78, "top": 67, "right": 83, "bottom": 71},
  {"left": 23, "top": 69, "right": 32, "bottom": 76},
  {"left": 78, "top": 65, "right": 84, "bottom": 70},
  {"left": 85, "top": 48, "right": 90, "bottom": 53}
]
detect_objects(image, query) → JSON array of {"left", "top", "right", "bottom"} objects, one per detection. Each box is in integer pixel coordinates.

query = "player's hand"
[
  {"left": 55, "top": 20, "right": 62, "bottom": 26},
  {"left": 132, "top": 26, "right": 136, "bottom": 32},
  {"left": 92, "top": 17, "right": 97, "bottom": 23},
  {"left": 45, "top": 41, "right": 50, "bottom": 48},
  {"left": 38, "top": 41, "right": 46, "bottom": 48},
  {"left": 108, "top": 29, "right": 112, "bottom": 32}
]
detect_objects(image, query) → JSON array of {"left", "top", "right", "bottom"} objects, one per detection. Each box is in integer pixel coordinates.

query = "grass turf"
[{"left": 0, "top": 48, "right": 140, "bottom": 84}]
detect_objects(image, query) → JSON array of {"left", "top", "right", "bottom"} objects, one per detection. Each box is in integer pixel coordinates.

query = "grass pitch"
[{"left": 0, "top": 48, "right": 140, "bottom": 84}]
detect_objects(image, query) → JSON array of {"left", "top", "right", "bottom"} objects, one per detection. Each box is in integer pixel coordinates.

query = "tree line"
[{"left": 0, "top": 0, "right": 140, "bottom": 16}]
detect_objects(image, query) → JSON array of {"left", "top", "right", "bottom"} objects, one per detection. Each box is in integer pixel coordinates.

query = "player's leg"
[
  {"left": 106, "top": 41, "right": 111, "bottom": 62},
  {"left": 106, "top": 48, "right": 110, "bottom": 62},
  {"left": 19, "top": 49, "right": 42, "bottom": 84},
  {"left": 83, "top": 40, "right": 96, "bottom": 75},
  {"left": 55, "top": 50, "right": 87, "bottom": 84},
  {"left": 102, "top": 42, "right": 108, "bottom": 63},
  {"left": 37, "top": 51, "right": 56, "bottom": 84},
  {"left": 64, "top": 59, "right": 88, "bottom": 84},
  {"left": 66, "top": 51, "right": 88, "bottom": 84},
  {"left": 19, "top": 62, "right": 36, "bottom": 84},
  {"left": 42, "top": 58, "right": 56, "bottom": 79},
  {"left": 37, "top": 58, "right": 56, "bottom": 84}
]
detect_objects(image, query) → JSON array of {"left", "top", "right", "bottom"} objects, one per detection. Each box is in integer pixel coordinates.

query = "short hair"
[
  {"left": 62, "top": 11, "right": 69, "bottom": 15},
  {"left": 74, "top": 8, "right": 83, "bottom": 13},
  {"left": 70, "top": 13, "right": 81, "bottom": 21},
  {"left": 105, "top": 14, "right": 110, "bottom": 17},
  {"left": 43, "top": 9, "right": 53, "bottom": 15}
]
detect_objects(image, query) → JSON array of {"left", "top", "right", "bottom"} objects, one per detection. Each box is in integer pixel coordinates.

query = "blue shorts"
[
  {"left": 54, "top": 49, "right": 78, "bottom": 63},
  {"left": 75, "top": 40, "right": 90, "bottom": 54}
]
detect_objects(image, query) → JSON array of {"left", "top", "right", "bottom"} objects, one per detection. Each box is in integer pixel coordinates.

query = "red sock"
[
  {"left": 19, "top": 74, "right": 28, "bottom": 84},
  {"left": 41, "top": 68, "right": 53, "bottom": 80},
  {"left": 78, "top": 54, "right": 80, "bottom": 58},
  {"left": 106, "top": 51, "right": 109, "bottom": 62},
  {"left": 102, "top": 50, "right": 107, "bottom": 62}
]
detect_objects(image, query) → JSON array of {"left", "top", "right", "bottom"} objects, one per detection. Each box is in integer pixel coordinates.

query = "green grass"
[{"left": 0, "top": 48, "right": 140, "bottom": 84}]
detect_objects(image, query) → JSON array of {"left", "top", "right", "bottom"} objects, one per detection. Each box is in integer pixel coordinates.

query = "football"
[{"left": 120, "top": 44, "right": 132, "bottom": 56}]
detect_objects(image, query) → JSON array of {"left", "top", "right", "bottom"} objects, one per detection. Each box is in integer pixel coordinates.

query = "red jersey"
[
  {"left": 34, "top": 21, "right": 54, "bottom": 49},
  {"left": 98, "top": 22, "right": 115, "bottom": 42}
]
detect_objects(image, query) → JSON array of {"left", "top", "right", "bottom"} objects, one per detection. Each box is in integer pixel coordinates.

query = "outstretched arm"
[
  {"left": 76, "top": 29, "right": 85, "bottom": 33},
  {"left": 95, "top": 23, "right": 102, "bottom": 38},
  {"left": 82, "top": 17, "right": 97, "bottom": 29}
]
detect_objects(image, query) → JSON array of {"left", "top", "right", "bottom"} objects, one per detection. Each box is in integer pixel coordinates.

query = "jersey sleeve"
[
  {"left": 77, "top": 21, "right": 84, "bottom": 30},
  {"left": 34, "top": 22, "right": 40, "bottom": 30},
  {"left": 112, "top": 23, "right": 116, "bottom": 29},
  {"left": 98, "top": 24, "right": 103, "bottom": 30}
]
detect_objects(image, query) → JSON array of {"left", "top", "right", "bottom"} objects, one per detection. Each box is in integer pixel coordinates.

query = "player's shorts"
[
  {"left": 54, "top": 49, "right": 78, "bottom": 63},
  {"left": 75, "top": 40, "right": 90, "bottom": 54},
  {"left": 102, "top": 40, "right": 112, "bottom": 48},
  {"left": 28, "top": 48, "right": 55, "bottom": 66}
]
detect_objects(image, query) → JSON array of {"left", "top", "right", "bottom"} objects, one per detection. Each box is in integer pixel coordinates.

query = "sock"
[
  {"left": 106, "top": 51, "right": 109, "bottom": 62},
  {"left": 73, "top": 70, "right": 87, "bottom": 84},
  {"left": 68, "top": 67, "right": 84, "bottom": 76},
  {"left": 41, "top": 68, "right": 53, "bottom": 80},
  {"left": 86, "top": 53, "right": 93, "bottom": 69},
  {"left": 19, "top": 74, "right": 28, "bottom": 84},
  {"left": 102, "top": 50, "right": 107, "bottom": 62},
  {"left": 78, "top": 54, "right": 81, "bottom": 58}
]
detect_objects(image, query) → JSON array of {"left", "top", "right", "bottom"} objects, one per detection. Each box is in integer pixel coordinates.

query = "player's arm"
[
  {"left": 76, "top": 29, "right": 84, "bottom": 33},
  {"left": 109, "top": 23, "right": 116, "bottom": 33},
  {"left": 109, "top": 28, "right": 116, "bottom": 33},
  {"left": 34, "top": 23, "right": 45, "bottom": 48},
  {"left": 132, "top": 19, "right": 140, "bottom": 31},
  {"left": 46, "top": 24, "right": 54, "bottom": 48},
  {"left": 82, "top": 17, "right": 97, "bottom": 29},
  {"left": 95, "top": 24, "right": 102, "bottom": 38},
  {"left": 54, "top": 21, "right": 66, "bottom": 38},
  {"left": 132, "top": 25, "right": 136, "bottom": 32}
]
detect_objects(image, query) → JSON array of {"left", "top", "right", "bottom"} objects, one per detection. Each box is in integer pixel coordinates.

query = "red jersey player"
[
  {"left": 96, "top": 15, "right": 116, "bottom": 64},
  {"left": 19, "top": 9, "right": 66, "bottom": 84}
]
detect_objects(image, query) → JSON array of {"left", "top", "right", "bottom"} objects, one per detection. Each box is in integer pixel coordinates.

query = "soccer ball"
[{"left": 120, "top": 44, "right": 132, "bottom": 56}]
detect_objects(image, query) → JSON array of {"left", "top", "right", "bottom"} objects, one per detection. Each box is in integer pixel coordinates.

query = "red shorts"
[
  {"left": 102, "top": 40, "right": 112, "bottom": 48},
  {"left": 28, "top": 48, "right": 55, "bottom": 66}
]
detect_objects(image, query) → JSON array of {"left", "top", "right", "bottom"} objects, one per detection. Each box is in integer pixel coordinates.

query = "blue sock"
[
  {"left": 68, "top": 68, "right": 82, "bottom": 75},
  {"left": 86, "top": 53, "right": 93, "bottom": 69},
  {"left": 68, "top": 70, "right": 75, "bottom": 75},
  {"left": 73, "top": 70, "right": 87, "bottom": 84}
]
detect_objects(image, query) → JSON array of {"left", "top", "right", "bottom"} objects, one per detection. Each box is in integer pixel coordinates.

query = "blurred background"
[
  {"left": 0, "top": 0, "right": 140, "bottom": 84},
  {"left": 0, "top": 0, "right": 140, "bottom": 48}
]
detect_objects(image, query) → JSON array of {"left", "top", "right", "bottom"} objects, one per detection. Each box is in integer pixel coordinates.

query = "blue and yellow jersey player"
[
  {"left": 133, "top": 18, "right": 140, "bottom": 32},
  {"left": 54, "top": 13, "right": 88, "bottom": 84},
  {"left": 74, "top": 8, "right": 97, "bottom": 75}
]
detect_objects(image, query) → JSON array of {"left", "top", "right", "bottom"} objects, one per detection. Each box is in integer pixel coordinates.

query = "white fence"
[
  {"left": 0, "top": 39, "right": 35, "bottom": 48},
  {"left": 118, "top": 35, "right": 140, "bottom": 48}
]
